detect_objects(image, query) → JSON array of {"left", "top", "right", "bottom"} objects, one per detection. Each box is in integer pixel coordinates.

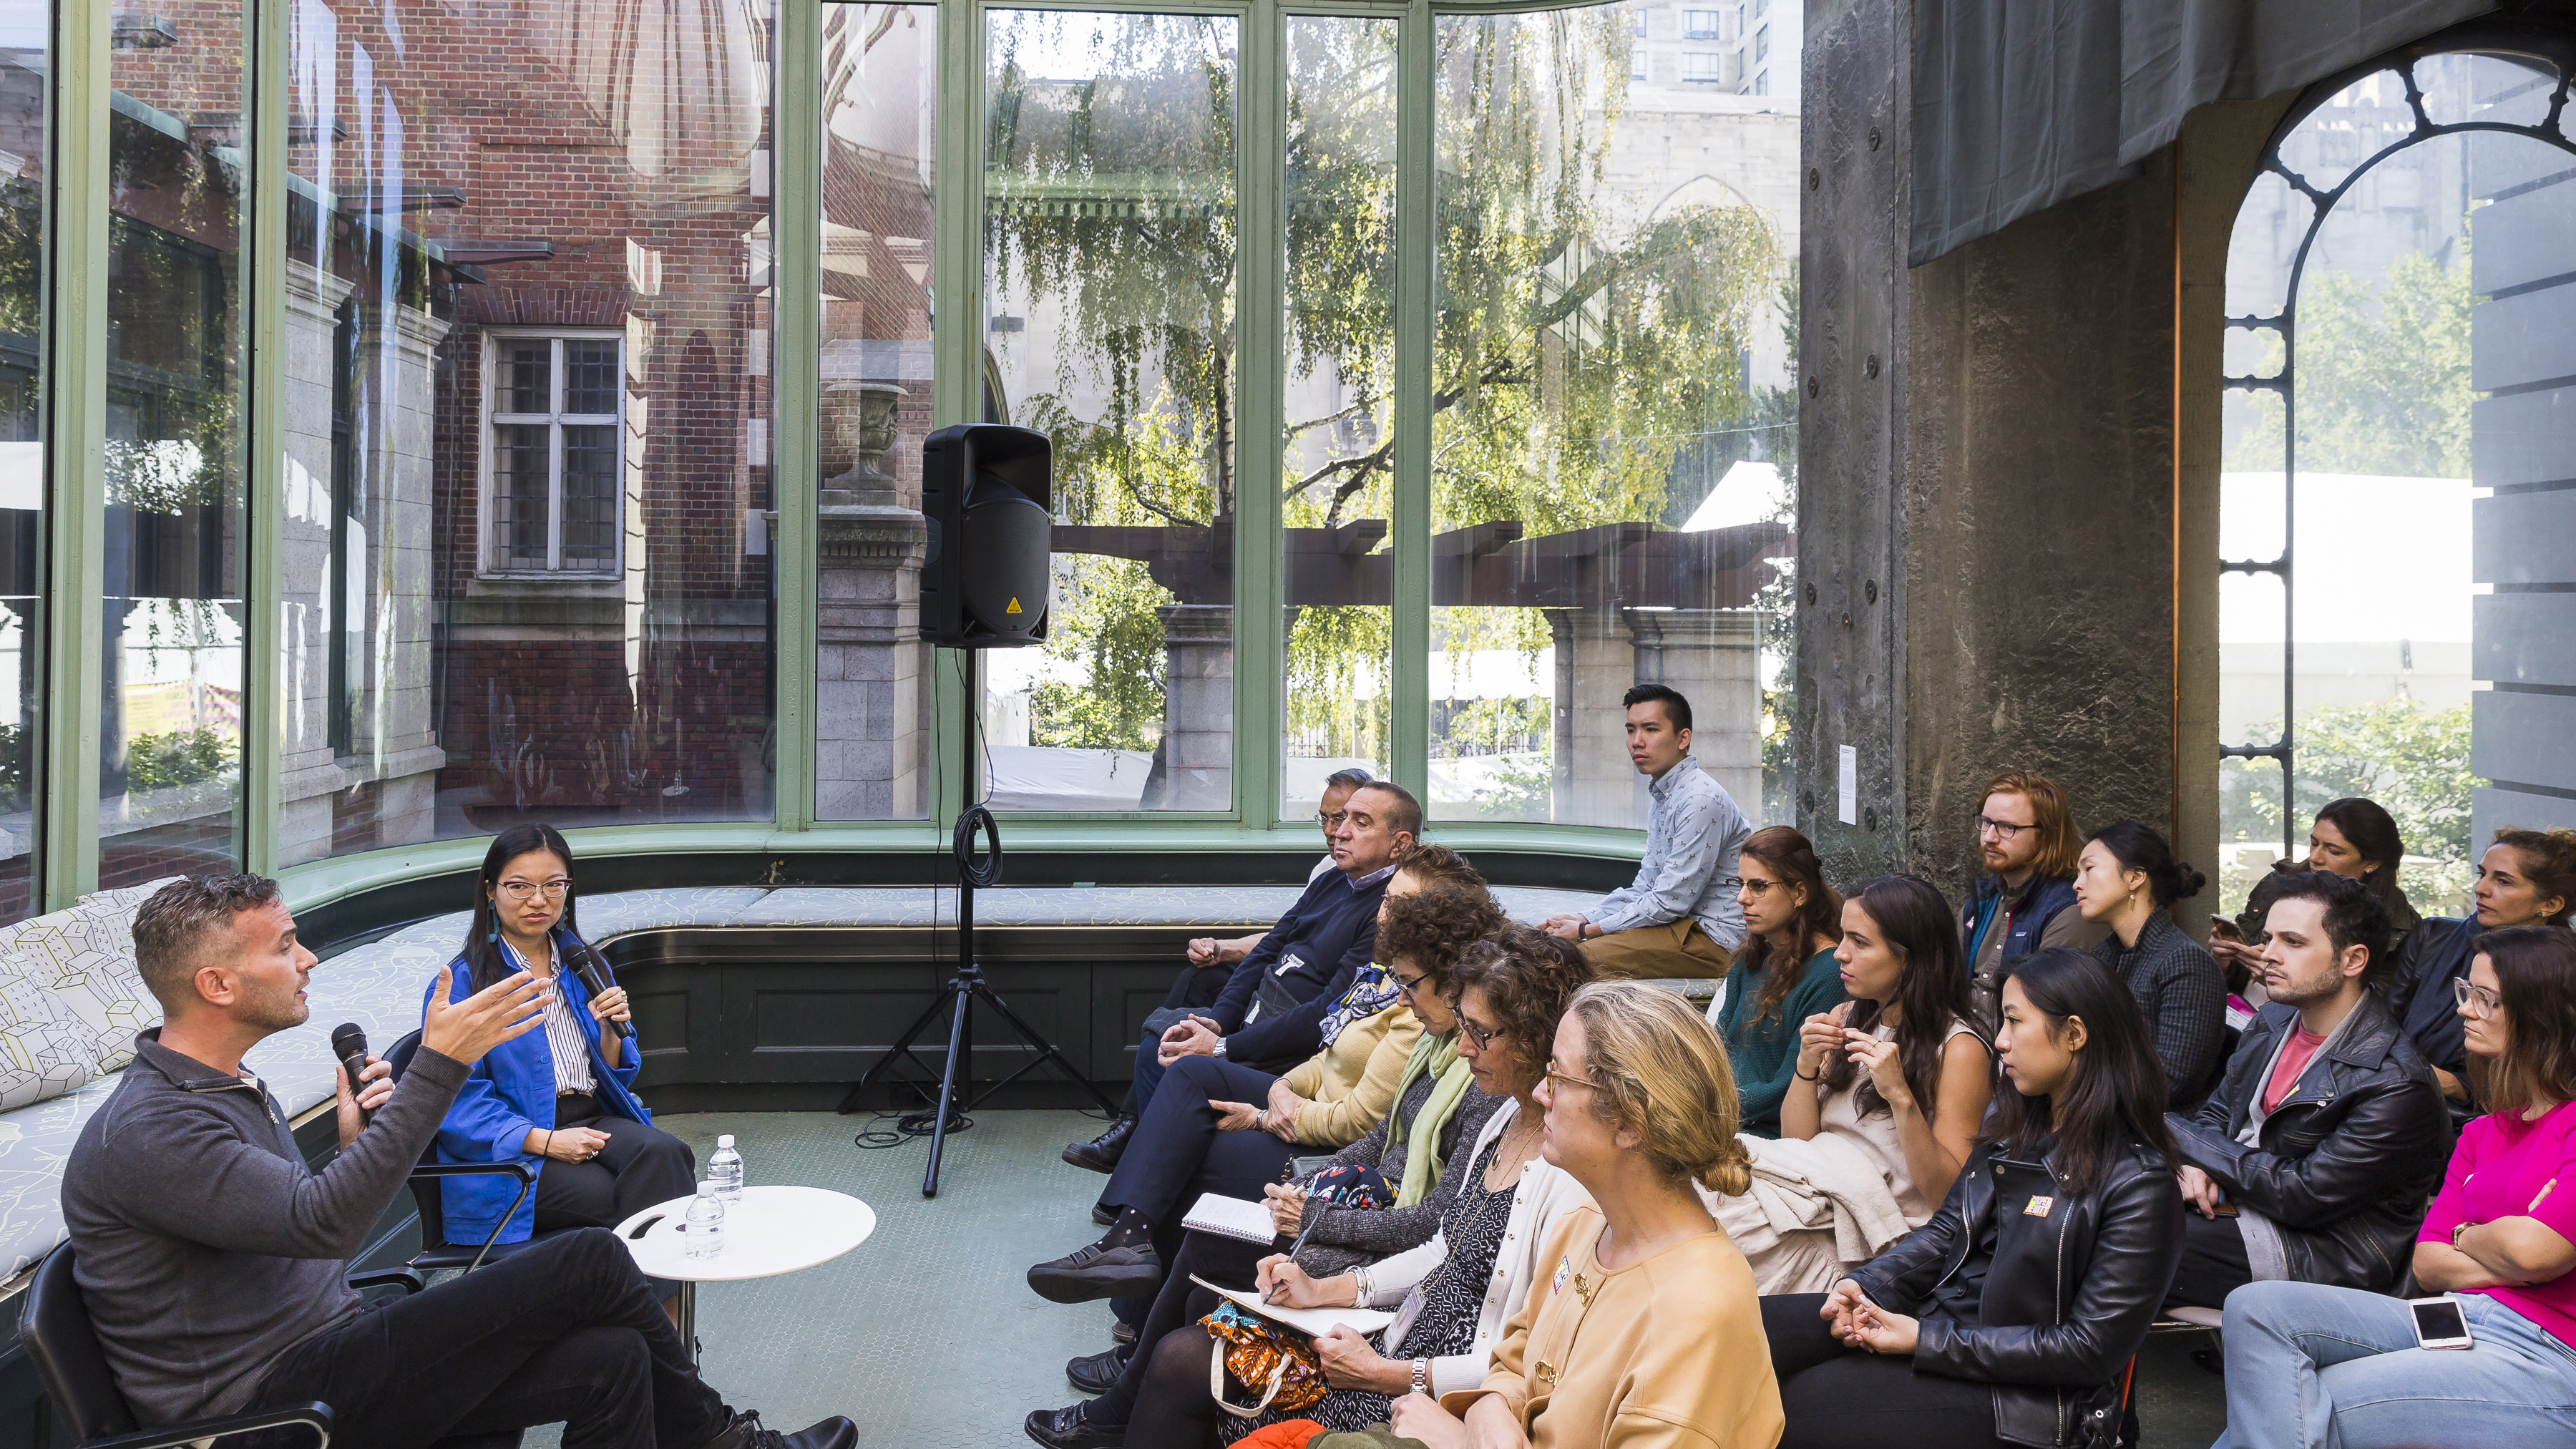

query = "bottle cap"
[
  {"left": 698, "top": 1181, "right": 719, "bottom": 1196},
  {"left": 718, "top": 1134, "right": 735, "bottom": 1147}
]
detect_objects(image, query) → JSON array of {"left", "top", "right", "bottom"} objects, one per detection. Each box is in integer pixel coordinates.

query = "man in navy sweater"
[{"left": 1060, "top": 781, "right": 1417, "bottom": 1174}]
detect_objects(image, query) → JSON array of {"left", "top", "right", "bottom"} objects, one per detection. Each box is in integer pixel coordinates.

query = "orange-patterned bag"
[{"left": 1202, "top": 1301, "right": 1327, "bottom": 1417}]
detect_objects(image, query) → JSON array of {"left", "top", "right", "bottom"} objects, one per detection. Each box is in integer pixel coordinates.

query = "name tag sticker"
[
  {"left": 2024, "top": 1195, "right": 2054, "bottom": 1218},
  {"left": 1551, "top": 1256, "right": 1571, "bottom": 1296}
]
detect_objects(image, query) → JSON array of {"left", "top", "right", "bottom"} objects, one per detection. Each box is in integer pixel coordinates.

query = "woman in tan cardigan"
[{"left": 1393, "top": 980, "right": 1786, "bottom": 1449}]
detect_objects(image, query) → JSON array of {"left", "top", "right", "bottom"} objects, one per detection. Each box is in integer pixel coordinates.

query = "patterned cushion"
[
  {"left": 0, "top": 957, "right": 97, "bottom": 1111},
  {"left": 6, "top": 898, "right": 163, "bottom": 1075},
  {"left": 77, "top": 876, "right": 188, "bottom": 916}
]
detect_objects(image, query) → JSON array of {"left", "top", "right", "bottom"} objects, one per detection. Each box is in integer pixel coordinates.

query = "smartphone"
[
  {"left": 2409, "top": 1296, "right": 2474, "bottom": 1350},
  {"left": 2209, "top": 915, "right": 2243, "bottom": 942}
]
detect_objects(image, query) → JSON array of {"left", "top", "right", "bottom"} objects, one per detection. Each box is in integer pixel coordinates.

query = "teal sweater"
[{"left": 1717, "top": 947, "right": 1846, "bottom": 1137}]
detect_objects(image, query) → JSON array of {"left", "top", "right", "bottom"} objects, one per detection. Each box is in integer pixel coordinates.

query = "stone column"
[
  {"left": 1628, "top": 608, "right": 1764, "bottom": 826},
  {"left": 1548, "top": 607, "right": 1646, "bottom": 829},
  {"left": 1156, "top": 604, "right": 1234, "bottom": 811},
  {"left": 815, "top": 504, "right": 930, "bottom": 819}
]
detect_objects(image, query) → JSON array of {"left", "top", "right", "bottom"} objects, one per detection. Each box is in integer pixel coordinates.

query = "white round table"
[{"left": 615, "top": 1185, "right": 877, "bottom": 1357}]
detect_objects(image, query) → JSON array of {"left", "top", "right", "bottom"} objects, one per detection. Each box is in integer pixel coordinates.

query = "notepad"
[
  {"left": 1192, "top": 1276, "right": 1396, "bottom": 1339},
  {"left": 1181, "top": 1192, "right": 1280, "bottom": 1245}
]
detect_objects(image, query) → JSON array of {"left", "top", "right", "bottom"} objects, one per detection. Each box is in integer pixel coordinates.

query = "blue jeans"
[{"left": 2216, "top": 1279, "right": 2576, "bottom": 1448}]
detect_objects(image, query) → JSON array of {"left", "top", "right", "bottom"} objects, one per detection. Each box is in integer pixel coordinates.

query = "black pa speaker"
[{"left": 920, "top": 424, "right": 1053, "bottom": 648}]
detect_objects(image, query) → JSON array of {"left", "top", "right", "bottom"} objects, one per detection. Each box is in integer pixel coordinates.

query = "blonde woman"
[{"left": 1391, "top": 980, "right": 1785, "bottom": 1449}]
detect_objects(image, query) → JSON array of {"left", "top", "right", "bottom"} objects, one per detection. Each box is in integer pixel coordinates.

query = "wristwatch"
[
  {"left": 2454, "top": 1220, "right": 2474, "bottom": 1249},
  {"left": 1212, "top": 1038, "right": 1229, "bottom": 1059},
  {"left": 1411, "top": 1358, "right": 1430, "bottom": 1397}
]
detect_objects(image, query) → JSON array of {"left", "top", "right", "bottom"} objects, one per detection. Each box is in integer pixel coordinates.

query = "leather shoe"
[
  {"left": 1027, "top": 1405, "right": 1125, "bottom": 1449},
  {"left": 1028, "top": 1239, "right": 1162, "bottom": 1304},
  {"left": 706, "top": 1411, "right": 859, "bottom": 1449},
  {"left": 1111, "top": 1317, "right": 1137, "bottom": 1348},
  {"left": 1067, "top": 1344, "right": 1132, "bottom": 1394},
  {"left": 1064, "top": 1116, "right": 1137, "bottom": 1174},
  {"left": 1091, "top": 1201, "right": 1116, "bottom": 1227}
]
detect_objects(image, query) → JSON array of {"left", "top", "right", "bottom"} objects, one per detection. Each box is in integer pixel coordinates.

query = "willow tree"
[{"left": 984, "top": 7, "right": 1787, "bottom": 768}]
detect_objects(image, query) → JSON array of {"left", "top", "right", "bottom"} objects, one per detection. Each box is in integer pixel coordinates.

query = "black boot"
[
  {"left": 1064, "top": 1115, "right": 1137, "bottom": 1174},
  {"left": 703, "top": 1411, "right": 859, "bottom": 1449},
  {"left": 1028, "top": 1208, "right": 1162, "bottom": 1303},
  {"left": 1066, "top": 1343, "right": 1133, "bottom": 1394}
]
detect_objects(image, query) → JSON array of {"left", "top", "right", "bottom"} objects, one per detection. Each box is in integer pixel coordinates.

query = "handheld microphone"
[
  {"left": 331, "top": 1023, "right": 375, "bottom": 1124},
  {"left": 565, "top": 947, "right": 633, "bottom": 1044}
]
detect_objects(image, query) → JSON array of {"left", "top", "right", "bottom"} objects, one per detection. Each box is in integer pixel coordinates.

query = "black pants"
[
  {"left": 2164, "top": 1210, "right": 2254, "bottom": 1310},
  {"left": 245, "top": 1228, "right": 731, "bottom": 1449},
  {"left": 534, "top": 1096, "right": 698, "bottom": 1233},
  {"left": 1120, "top": 967, "right": 1236, "bottom": 1114},
  {"left": 1091, "top": 1231, "right": 1271, "bottom": 1425},
  {"left": 1764, "top": 1294, "right": 2004, "bottom": 1449},
  {"left": 1102, "top": 1055, "right": 1298, "bottom": 1287}
]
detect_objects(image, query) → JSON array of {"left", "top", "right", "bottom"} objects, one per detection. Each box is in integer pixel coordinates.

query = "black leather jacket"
[
  {"left": 1848, "top": 1139, "right": 2182, "bottom": 1449},
  {"left": 2165, "top": 992, "right": 2449, "bottom": 1293}
]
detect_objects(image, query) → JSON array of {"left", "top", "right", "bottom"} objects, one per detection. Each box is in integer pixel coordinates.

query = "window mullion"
[
  {"left": 1387, "top": 0, "right": 1433, "bottom": 801},
  {"left": 547, "top": 338, "right": 565, "bottom": 572}
]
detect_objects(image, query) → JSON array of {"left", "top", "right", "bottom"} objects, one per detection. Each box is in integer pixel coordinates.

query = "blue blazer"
[{"left": 422, "top": 929, "right": 648, "bottom": 1246}]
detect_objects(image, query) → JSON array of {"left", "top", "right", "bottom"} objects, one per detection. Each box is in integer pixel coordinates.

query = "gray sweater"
[{"left": 62, "top": 1030, "right": 469, "bottom": 1425}]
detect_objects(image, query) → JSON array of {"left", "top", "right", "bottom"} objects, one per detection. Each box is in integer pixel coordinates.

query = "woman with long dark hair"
[
  {"left": 1712, "top": 826, "right": 1846, "bottom": 1136},
  {"left": 2074, "top": 820, "right": 2228, "bottom": 1111},
  {"left": 1763, "top": 948, "right": 2184, "bottom": 1449},
  {"left": 2215, "top": 927, "right": 2576, "bottom": 1448},
  {"left": 424, "top": 825, "right": 696, "bottom": 1280},
  {"left": 2212, "top": 798, "right": 2418, "bottom": 989}
]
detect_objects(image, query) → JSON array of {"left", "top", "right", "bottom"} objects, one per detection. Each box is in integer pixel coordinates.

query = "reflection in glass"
[
  {"left": 814, "top": 1, "right": 937, "bottom": 821},
  {"left": 276, "top": 0, "right": 778, "bottom": 863},
  {"left": 105, "top": 4, "right": 247, "bottom": 886},
  {"left": 1280, "top": 16, "right": 1396, "bottom": 818},
  {"left": 982, "top": 10, "right": 1239, "bottom": 811},
  {"left": 1430, "top": 1, "right": 1795, "bottom": 826},
  {"left": 0, "top": 1, "right": 40, "bottom": 920}
]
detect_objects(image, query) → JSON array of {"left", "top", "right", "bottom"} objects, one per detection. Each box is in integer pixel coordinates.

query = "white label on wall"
[{"left": 1838, "top": 745, "right": 1858, "bottom": 825}]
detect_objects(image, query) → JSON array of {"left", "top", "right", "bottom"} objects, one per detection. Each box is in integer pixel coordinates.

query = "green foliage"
[
  {"left": 1284, "top": 604, "right": 1390, "bottom": 761},
  {"left": 125, "top": 726, "right": 238, "bottom": 794},
  {"left": 1026, "top": 555, "right": 1172, "bottom": 753},
  {"left": 2218, "top": 698, "right": 2478, "bottom": 916},
  {"left": 0, "top": 723, "right": 24, "bottom": 805},
  {"left": 2233, "top": 250, "right": 2472, "bottom": 477}
]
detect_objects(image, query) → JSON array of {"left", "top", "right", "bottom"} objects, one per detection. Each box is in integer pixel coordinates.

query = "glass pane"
[
  {"left": 2275, "top": 70, "right": 2414, "bottom": 196},
  {"left": 814, "top": 1, "right": 937, "bottom": 821},
  {"left": 1280, "top": 15, "right": 1396, "bottom": 823},
  {"left": 275, "top": 0, "right": 778, "bottom": 864},
  {"left": 2417, "top": 52, "right": 2558, "bottom": 129},
  {"left": 2218, "top": 570, "right": 2285, "bottom": 750},
  {"left": 2218, "top": 754, "right": 2288, "bottom": 919},
  {"left": 105, "top": 2, "right": 247, "bottom": 887},
  {"left": 2224, "top": 170, "right": 2305, "bottom": 322},
  {"left": 1430, "top": 1, "right": 1795, "bottom": 826},
  {"left": 0, "top": 0, "right": 42, "bottom": 922},
  {"left": 982, "top": 10, "right": 1240, "bottom": 812}
]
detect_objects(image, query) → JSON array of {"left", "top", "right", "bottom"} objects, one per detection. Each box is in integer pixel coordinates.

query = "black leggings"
[
  {"left": 1128, "top": 1319, "right": 1222, "bottom": 1449},
  {"left": 1763, "top": 1294, "right": 2004, "bottom": 1449}
]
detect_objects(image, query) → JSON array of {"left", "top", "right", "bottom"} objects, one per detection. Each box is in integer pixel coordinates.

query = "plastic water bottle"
[
  {"left": 683, "top": 1181, "right": 726, "bottom": 1259},
  {"left": 708, "top": 1134, "right": 743, "bottom": 1201}
]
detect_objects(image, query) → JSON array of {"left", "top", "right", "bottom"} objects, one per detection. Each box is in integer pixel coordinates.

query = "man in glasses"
[
  {"left": 2161, "top": 870, "right": 2449, "bottom": 1312},
  {"left": 1178, "top": 768, "right": 1377, "bottom": 974},
  {"left": 1956, "top": 769, "right": 2104, "bottom": 1033}
]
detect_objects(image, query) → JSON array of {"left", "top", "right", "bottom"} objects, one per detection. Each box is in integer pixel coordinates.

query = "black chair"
[{"left": 384, "top": 1029, "right": 543, "bottom": 1274}]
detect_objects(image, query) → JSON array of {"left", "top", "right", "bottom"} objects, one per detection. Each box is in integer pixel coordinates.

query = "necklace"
[{"left": 1488, "top": 1108, "right": 1543, "bottom": 1187}]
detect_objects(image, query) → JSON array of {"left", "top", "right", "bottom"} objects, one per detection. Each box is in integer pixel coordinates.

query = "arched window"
[{"left": 2217, "top": 31, "right": 2576, "bottom": 917}]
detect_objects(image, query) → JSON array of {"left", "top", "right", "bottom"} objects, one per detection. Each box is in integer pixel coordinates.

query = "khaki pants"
[{"left": 1581, "top": 918, "right": 1734, "bottom": 979}]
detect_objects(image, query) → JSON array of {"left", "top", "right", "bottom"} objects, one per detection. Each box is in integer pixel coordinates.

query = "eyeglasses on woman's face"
[
  {"left": 1542, "top": 1060, "right": 1599, "bottom": 1093},
  {"left": 497, "top": 879, "right": 572, "bottom": 902},
  {"left": 2454, "top": 977, "right": 2502, "bottom": 1020},
  {"left": 1458, "top": 1014, "right": 1505, "bottom": 1051},
  {"left": 1740, "top": 876, "right": 1780, "bottom": 898},
  {"left": 1390, "top": 967, "right": 1430, "bottom": 996}
]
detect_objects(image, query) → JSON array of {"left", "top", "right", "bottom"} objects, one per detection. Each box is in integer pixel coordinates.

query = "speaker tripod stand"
[{"left": 839, "top": 802, "right": 1121, "bottom": 1198}]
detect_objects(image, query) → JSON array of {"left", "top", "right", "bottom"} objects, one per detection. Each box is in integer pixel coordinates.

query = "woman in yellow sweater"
[{"left": 1394, "top": 980, "right": 1786, "bottom": 1449}]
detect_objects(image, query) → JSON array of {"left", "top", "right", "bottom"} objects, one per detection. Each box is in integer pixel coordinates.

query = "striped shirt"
[{"left": 501, "top": 938, "right": 596, "bottom": 1095}]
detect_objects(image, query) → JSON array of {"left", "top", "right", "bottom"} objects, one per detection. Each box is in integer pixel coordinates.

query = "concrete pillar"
[
  {"left": 1629, "top": 608, "right": 1763, "bottom": 826},
  {"left": 1156, "top": 604, "right": 1234, "bottom": 811},
  {"left": 814, "top": 504, "right": 929, "bottom": 819},
  {"left": 1548, "top": 608, "right": 1645, "bottom": 828}
]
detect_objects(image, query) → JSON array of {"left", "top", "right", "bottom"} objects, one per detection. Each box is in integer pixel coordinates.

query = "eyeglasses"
[
  {"left": 497, "top": 880, "right": 571, "bottom": 902},
  {"left": 1543, "top": 1063, "right": 1599, "bottom": 1093},
  {"left": 2453, "top": 977, "right": 2502, "bottom": 1020},
  {"left": 1315, "top": 810, "right": 1349, "bottom": 828},
  {"left": 1391, "top": 969, "right": 1430, "bottom": 995},
  {"left": 1976, "top": 816, "right": 2036, "bottom": 840},
  {"left": 1458, "top": 1015, "right": 1504, "bottom": 1050},
  {"left": 1740, "top": 878, "right": 1779, "bottom": 897}
]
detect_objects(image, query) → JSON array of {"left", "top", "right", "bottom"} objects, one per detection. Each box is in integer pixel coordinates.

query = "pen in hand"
[{"left": 1268, "top": 1178, "right": 1333, "bottom": 1302}]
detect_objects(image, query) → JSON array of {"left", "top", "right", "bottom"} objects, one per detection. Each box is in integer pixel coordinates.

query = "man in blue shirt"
[
  {"left": 1540, "top": 685, "right": 1749, "bottom": 978},
  {"left": 1061, "top": 781, "right": 1418, "bottom": 1173}
]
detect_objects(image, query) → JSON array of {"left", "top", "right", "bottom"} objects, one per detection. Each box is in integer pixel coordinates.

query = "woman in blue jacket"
[{"left": 425, "top": 824, "right": 696, "bottom": 1289}]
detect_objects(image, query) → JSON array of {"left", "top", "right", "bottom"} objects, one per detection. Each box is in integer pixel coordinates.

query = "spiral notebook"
[
  {"left": 1191, "top": 1277, "right": 1395, "bottom": 1338},
  {"left": 1180, "top": 1191, "right": 1280, "bottom": 1245}
]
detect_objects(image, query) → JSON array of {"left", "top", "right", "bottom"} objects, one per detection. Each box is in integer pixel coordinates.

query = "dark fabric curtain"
[{"left": 1911, "top": 0, "right": 2501, "bottom": 266}]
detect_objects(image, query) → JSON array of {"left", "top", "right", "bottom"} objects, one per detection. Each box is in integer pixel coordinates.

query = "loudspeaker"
[{"left": 920, "top": 424, "right": 1053, "bottom": 648}]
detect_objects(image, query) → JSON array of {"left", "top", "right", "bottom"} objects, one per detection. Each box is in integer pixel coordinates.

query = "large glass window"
[
  {"left": 0, "top": 0, "right": 41, "bottom": 920},
  {"left": 814, "top": 1, "right": 937, "bottom": 821},
  {"left": 1429, "top": 1, "right": 1795, "bottom": 826},
  {"left": 106, "top": 1, "right": 248, "bottom": 886},
  {"left": 981, "top": 10, "right": 1239, "bottom": 813},
  {"left": 275, "top": 0, "right": 779, "bottom": 863},
  {"left": 2217, "top": 51, "right": 2575, "bottom": 917}
]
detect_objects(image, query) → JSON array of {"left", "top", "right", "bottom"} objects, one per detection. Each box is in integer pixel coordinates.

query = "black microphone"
[
  {"left": 565, "top": 947, "right": 633, "bottom": 1044},
  {"left": 331, "top": 1023, "right": 375, "bottom": 1124}
]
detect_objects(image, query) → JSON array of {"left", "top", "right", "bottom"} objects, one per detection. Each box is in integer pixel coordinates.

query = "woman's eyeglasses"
[
  {"left": 1543, "top": 1062, "right": 1599, "bottom": 1092},
  {"left": 1390, "top": 969, "right": 1430, "bottom": 995},
  {"left": 2453, "top": 977, "right": 2502, "bottom": 1020},
  {"left": 497, "top": 880, "right": 572, "bottom": 902},
  {"left": 1740, "top": 878, "right": 1778, "bottom": 898},
  {"left": 1458, "top": 1015, "right": 1503, "bottom": 1050}
]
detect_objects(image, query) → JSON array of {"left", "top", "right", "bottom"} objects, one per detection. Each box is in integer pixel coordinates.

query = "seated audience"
[
  {"left": 1716, "top": 874, "right": 1994, "bottom": 1294},
  {"left": 1025, "top": 927, "right": 1589, "bottom": 1449},
  {"left": 2386, "top": 825, "right": 2576, "bottom": 1110},
  {"left": 1763, "top": 949, "right": 2184, "bottom": 1449},
  {"left": 1183, "top": 768, "right": 1376, "bottom": 973},
  {"left": 1066, "top": 781, "right": 1420, "bottom": 1171},
  {"left": 2075, "top": 820, "right": 2228, "bottom": 1111},
  {"left": 1538, "top": 684, "right": 1752, "bottom": 980},
  {"left": 426, "top": 825, "right": 697, "bottom": 1287},
  {"left": 2216, "top": 926, "right": 2576, "bottom": 1448},
  {"left": 62, "top": 875, "right": 851, "bottom": 1449},
  {"left": 2162, "top": 871, "right": 2448, "bottom": 1309},
  {"left": 1957, "top": 769, "right": 2105, "bottom": 1033},
  {"left": 1027, "top": 871, "right": 1501, "bottom": 1305},
  {"left": 2210, "top": 797, "right": 2418, "bottom": 995},
  {"left": 1386, "top": 981, "right": 1785, "bottom": 1449},
  {"left": 1712, "top": 826, "right": 1847, "bottom": 1138}
]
